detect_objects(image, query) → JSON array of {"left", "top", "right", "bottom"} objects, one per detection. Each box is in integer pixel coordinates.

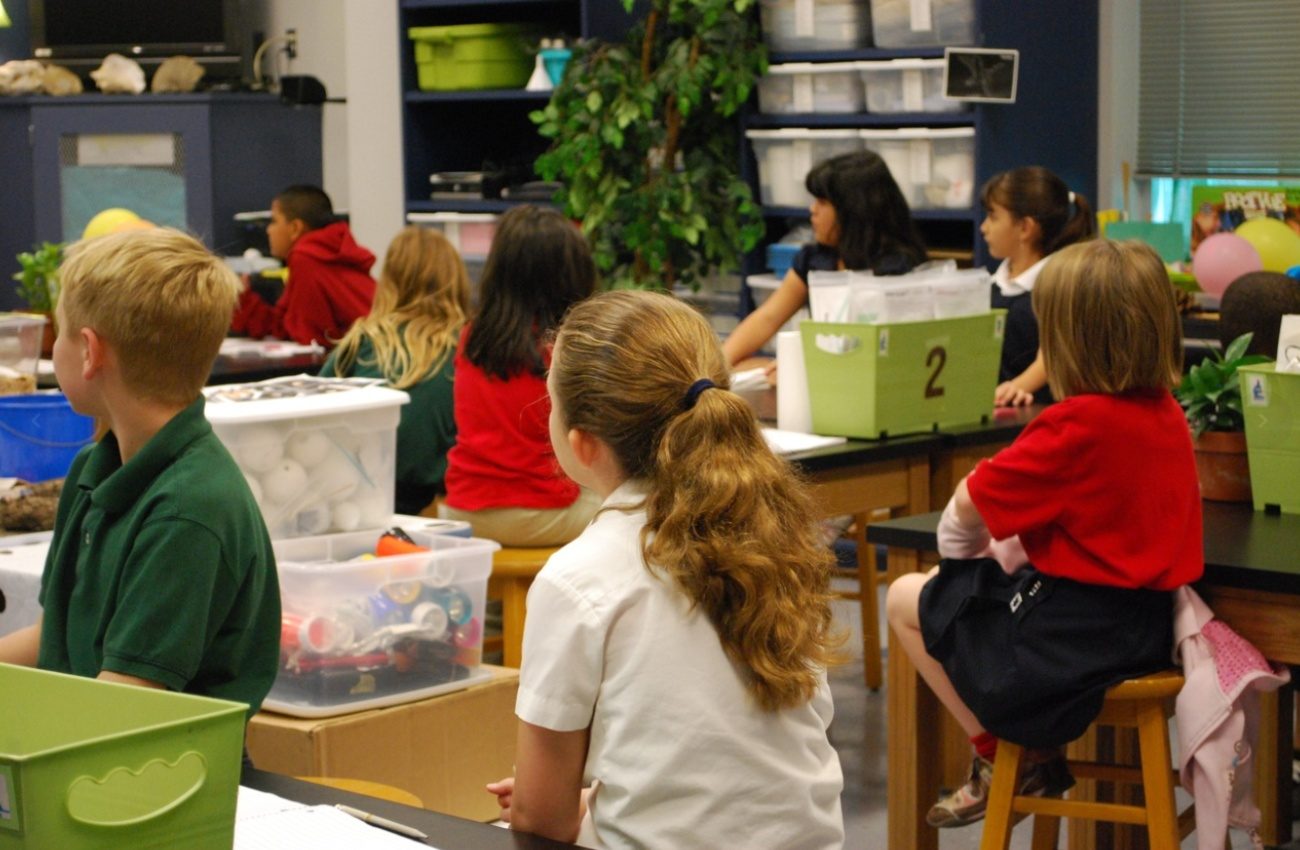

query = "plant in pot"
[
  {"left": 1174, "top": 331, "right": 1270, "bottom": 502},
  {"left": 529, "top": 0, "right": 767, "bottom": 290},
  {"left": 13, "top": 242, "right": 64, "bottom": 357}
]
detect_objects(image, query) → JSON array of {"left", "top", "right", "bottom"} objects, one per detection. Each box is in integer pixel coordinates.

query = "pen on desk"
[{"left": 334, "top": 803, "right": 429, "bottom": 841}]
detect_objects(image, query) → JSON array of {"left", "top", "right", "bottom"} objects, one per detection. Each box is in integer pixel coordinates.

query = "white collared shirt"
[{"left": 994, "top": 255, "right": 1050, "bottom": 297}]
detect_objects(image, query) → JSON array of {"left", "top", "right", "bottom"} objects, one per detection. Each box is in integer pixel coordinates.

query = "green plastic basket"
[
  {"left": 0, "top": 664, "right": 246, "bottom": 849},
  {"left": 801, "top": 311, "right": 1006, "bottom": 439},
  {"left": 1239, "top": 363, "right": 1300, "bottom": 514},
  {"left": 408, "top": 23, "right": 541, "bottom": 91}
]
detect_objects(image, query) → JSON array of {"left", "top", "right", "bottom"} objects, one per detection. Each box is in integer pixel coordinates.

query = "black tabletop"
[
  {"left": 241, "top": 768, "right": 581, "bottom": 850},
  {"left": 865, "top": 502, "right": 1300, "bottom": 595},
  {"left": 209, "top": 349, "right": 326, "bottom": 385}
]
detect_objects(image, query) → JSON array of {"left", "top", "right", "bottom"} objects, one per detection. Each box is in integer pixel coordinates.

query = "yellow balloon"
[
  {"left": 82, "top": 208, "right": 141, "bottom": 241},
  {"left": 108, "top": 218, "right": 156, "bottom": 234},
  {"left": 1234, "top": 217, "right": 1300, "bottom": 273}
]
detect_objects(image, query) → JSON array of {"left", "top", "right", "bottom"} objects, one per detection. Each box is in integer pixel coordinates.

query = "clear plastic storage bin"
[
  {"left": 746, "top": 129, "right": 864, "bottom": 207},
  {"left": 264, "top": 529, "right": 500, "bottom": 717},
  {"left": 406, "top": 211, "right": 498, "bottom": 258},
  {"left": 858, "top": 58, "right": 963, "bottom": 114},
  {"left": 0, "top": 314, "right": 47, "bottom": 395},
  {"left": 758, "top": 62, "right": 865, "bottom": 114},
  {"left": 858, "top": 127, "right": 974, "bottom": 209},
  {"left": 869, "top": 0, "right": 975, "bottom": 48},
  {"left": 760, "top": 0, "right": 873, "bottom": 52},
  {"left": 204, "top": 378, "right": 409, "bottom": 540}
]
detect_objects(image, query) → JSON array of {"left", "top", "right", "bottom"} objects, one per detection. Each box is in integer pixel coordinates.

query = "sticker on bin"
[{"left": 264, "top": 527, "right": 499, "bottom": 717}]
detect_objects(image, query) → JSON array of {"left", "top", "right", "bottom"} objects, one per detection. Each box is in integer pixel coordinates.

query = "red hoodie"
[{"left": 231, "top": 221, "right": 376, "bottom": 348}]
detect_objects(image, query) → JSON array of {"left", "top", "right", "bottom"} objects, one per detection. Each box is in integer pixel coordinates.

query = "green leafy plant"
[
  {"left": 530, "top": 0, "right": 767, "bottom": 290},
  {"left": 1175, "top": 332, "right": 1270, "bottom": 437},
  {"left": 13, "top": 242, "right": 64, "bottom": 314}
]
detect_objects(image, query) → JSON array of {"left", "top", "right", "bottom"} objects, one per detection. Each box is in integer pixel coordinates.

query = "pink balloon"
[{"left": 1193, "top": 232, "right": 1262, "bottom": 297}]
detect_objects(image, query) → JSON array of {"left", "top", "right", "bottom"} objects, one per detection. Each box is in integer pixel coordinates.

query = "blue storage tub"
[
  {"left": 766, "top": 242, "right": 802, "bottom": 278},
  {"left": 0, "top": 393, "right": 95, "bottom": 482}
]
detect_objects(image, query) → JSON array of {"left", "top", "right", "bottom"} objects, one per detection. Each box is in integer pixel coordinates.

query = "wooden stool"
[
  {"left": 296, "top": 776, "right": 424, "bottom": 808},
  {"left": 980, "top": 670, "right": 1188, "bottom": 850},
  {"left": 831, "top": 510, "right": 886, "bottom": 689},
  {"left": 488, "top": 546, "right": 560, "bottom": 668}
]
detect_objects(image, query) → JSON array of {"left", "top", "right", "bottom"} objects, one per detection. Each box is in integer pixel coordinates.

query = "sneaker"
[{"left": 925, "top": 754, "right": 1076, "bottom": 829}]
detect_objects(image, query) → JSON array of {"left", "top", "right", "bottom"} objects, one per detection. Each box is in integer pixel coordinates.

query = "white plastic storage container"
[
  {"left": 760, "top": 0, "right": 873, "bottom": 52},
  {"left": 406, "top": 211, "right": 498, "bottom": 257},
  {"left": 747, "top": 273, "right": 810, "bottom": 335},
  {"left": 859, "top": 127, "right": 974, "bottom": 209},
  {"left": 204, "top": 377, "right": 409, "bottom": 540},
  {"left": 758, "top": 62, "right": 865, "bottom": 115},
  {"left": 746, "top": 129, "right": 864, "bottom": 207},
  {"left": 264, "top": 529, "right": 500, "bottom": 716},
  {"left": 857, "top": 58, "right": 963, "bottom": 114},
  {"left": 869, "top": 0, "right": 976, "bottom": 48}
]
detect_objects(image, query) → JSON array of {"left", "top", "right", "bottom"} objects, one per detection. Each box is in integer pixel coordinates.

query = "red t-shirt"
[
  {"left": 967, "top": 390, "right": 1203, "bottom": 590},
  {"left": 443, "top": 327, "right": 579, "bottom": 511}
]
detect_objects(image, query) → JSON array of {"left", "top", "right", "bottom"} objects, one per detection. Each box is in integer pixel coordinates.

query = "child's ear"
[
  {"left": 287, "top": 217, "right": 309, "bottom": 243},
  {"left": 79, "top": 326, "right": 106, "bottom": 380},
  {"left": 567, "top": 427, "right": 602, "bottom": 469},
  {"left": 1018, "top": 216, "right": 1043, "bottom": 246}
]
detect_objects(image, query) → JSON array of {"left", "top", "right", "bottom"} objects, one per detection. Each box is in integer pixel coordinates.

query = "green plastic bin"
[
  {"left": 1239, "top": 363, "right": 1300, "bottom": 514},
  {"left": 408, "top": 23, "right": 542, "bottom": 91},
  {"left": 801, "top": 311, "right": 1005, "bottom": 439},
  {"left": 0, "top": 664, "right": 246, "bottom": 849}
]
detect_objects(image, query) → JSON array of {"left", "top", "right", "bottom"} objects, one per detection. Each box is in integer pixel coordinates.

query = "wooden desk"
[
  {"left": 242, "top": 768, "right": 580, "bottom": 849},
  {"left": 868, "top": 504, "right": 1300, "bottom": 850}
]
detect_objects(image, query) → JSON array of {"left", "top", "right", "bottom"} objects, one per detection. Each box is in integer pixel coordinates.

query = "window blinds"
[{"left": 1137, "top": 0, "right": 1300, "bottom": 178}]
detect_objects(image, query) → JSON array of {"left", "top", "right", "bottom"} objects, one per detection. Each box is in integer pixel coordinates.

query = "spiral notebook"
[{"left": 236, "top": 787, "right": 434, "bottom": 849}]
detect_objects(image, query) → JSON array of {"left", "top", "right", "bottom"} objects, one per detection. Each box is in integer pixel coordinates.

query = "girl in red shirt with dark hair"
[{"left": 886, "top": 239, "right": 1204, "bottom": 830}]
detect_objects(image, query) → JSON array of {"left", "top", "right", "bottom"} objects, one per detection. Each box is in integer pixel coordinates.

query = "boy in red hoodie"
[{"left": 231, "top": 185, "right": 376, "bottom": 348}]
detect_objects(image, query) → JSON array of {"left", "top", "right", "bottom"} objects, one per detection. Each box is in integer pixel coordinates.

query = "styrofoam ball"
[
  {"left": 296, "top": 502, "right": 332, "bottom": 535},
  {"left": 332, "top": 501, "right": 362, "bottom": 532},
  {"left": 358, "top": 498, "right": 389, "bottom": 529},
  {"left": 286, "top": 430, "right": 331, "bottom": 467},
  {"left": 243, "top": 474, "right": 264, "bottom": 504},
  {"left": 237, "top": 425, "right": 285, "bottom": 473},
  {"left": 261, "top": 458, "right": 308, "bottom": 504},
  {"left": 359, "top": 442, "right": 387, "bottom": 479},
  {"left": 313, "top": 450, "right": 360, "bottom": 503}
]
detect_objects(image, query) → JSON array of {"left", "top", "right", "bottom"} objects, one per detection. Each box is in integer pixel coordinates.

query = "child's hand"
[
  {"left": 994, "top": 381, "right": 1033, "bottom": 408},
  {"left": 486, "top": 777, "right": 515, "bottom": 822}
]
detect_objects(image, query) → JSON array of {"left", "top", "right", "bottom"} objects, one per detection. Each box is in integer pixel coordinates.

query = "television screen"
[{"left": 31, "top": 0, "right": 240, "bottom": 59}]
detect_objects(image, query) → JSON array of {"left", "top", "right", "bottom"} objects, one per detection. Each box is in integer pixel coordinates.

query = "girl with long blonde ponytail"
[{"left": 488, "top": 290, "right": 844, "bottom": 849}]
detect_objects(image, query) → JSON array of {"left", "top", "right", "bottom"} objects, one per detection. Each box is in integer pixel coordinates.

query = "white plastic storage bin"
[
  {"left": 857, "top": 58, "right": 963, "bottom": 114},
  {"left": 746, "top": 129, "right": 864, "bottom": 207},
  {"left": 869, "top": 0, "right": 975, "bottom": 48},
  {"left": 760, "top": 0, "right": 873, "bottom": 52},
  {"left": 758, "top": 62, "right": 865, "bottom": 115},
  {"left": 859, "top": 127, "right": 974, "bottom": 210},
  {"left": 204, "top": 377, "right": 409, "bottom": 540},
  {"left": 747, "top": 273, "right": 810, "bottom": 335},
  {"left": 406, "top": 211, "right": 498, "bottom": 257},
  {"left": 264, "top": 529, "right": 500, "bottom": 717}
]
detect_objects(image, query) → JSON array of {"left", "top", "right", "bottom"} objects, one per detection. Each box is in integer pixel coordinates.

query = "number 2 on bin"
[{"left": 925, "top": 346, "right": 946, "bottom": 399}]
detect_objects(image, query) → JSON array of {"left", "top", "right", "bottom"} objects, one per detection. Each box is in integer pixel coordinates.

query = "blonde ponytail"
[{"left": 552, "top": 291, "right": 840, "bottom": 711}]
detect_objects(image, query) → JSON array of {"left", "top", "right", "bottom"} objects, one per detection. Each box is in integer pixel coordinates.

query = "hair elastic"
[{"left": 683, "top": 378, "right": 716, "bottom": 410}]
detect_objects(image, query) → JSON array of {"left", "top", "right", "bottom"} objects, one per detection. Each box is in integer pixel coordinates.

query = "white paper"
[
  {"left": 776, "top": 331, "right": 813, "bottom": 433},
  {"left": 762, "top": 427, "right": 846, "bottom": 455},
  {"left": 1276, "top": 314, "right": 1300, "bottom": 372},
  {"left": 730, "top": 367, "right": 770, "bottom": 392},
  {"left": 235, "top": 788, "right": 434, "bottom": 849}
]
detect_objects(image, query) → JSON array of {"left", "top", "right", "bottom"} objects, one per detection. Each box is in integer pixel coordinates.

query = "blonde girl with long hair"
[
  {"left": 486, "top": 290, "right": 844, "bottom": 849},
  {"left": 320, "top": 225, "right": 469, "bottom": 514}
]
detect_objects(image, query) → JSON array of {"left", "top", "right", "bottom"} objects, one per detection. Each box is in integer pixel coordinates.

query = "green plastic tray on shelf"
[{"left": 408, "top": 23, "right": 543, "bottom": 91}]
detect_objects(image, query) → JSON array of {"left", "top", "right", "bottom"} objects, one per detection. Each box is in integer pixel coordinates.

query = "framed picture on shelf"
[{"left": 943, "top": 47, "right": 1019, "bottom": 104}]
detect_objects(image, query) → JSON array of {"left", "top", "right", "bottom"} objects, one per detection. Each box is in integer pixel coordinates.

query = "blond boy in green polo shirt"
[{"left": 0, "top": 229, "right": 281, "bottom": 716}]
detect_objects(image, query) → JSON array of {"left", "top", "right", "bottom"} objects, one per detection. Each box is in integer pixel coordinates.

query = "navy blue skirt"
[{"left": 919, "top": 558, "right": 1173, "bottom": 749}]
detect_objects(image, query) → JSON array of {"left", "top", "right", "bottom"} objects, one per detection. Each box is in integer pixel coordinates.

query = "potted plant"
[
  {"left": 1175, "top": 331, "right": 1270, "bottom": 502},
  {"left": 13, "top": 242, "right": 64, "bottom": 356},
  {"left": 529, "top": 0, "right": 767, "bottom": 290}
]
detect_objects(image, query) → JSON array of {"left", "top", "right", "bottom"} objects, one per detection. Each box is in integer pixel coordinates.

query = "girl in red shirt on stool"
[
  {"left": 440, "top": 205, "right": 600, "bottom": 546},
  {"left": 886, "top": 240, "right": 1204, "bottom": 829}
]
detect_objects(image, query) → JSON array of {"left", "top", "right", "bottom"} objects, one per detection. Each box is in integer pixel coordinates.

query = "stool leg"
[
  {"left": 980, "top": 740, "right": 1023, "bottom": 850},
  {"left": 1029, "top": 814, "right": 1060, "bottom": 850},
  {"left": 1135, "top": 700, "right": 1179, "bottom": 850},
  {"left": 857, "top": 516, "right": 883, "bottom": 690}
]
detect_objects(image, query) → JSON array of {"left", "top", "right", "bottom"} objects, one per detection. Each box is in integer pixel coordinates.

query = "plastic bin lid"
[
  {"left": 764, "top": 61, "right": 862, "bottom": 75},
  {"left": 408, "top": 23, "right": 539, "bottom": 40},
  {"left": 747, "top": 273, "right": 784, "bottom": 290},
  {"left": 856, "top": 58, "right": 946, "bottom": 71},
  {"left": 0, "top": 313, "right": 49, "bottom": 330},
  {"left": 858, "top": 127, "right": 974, "bottom": 139},
  {"left": 746, "top": 128, "right": 862, "bottom": 140},
  {"left": 406, "top": 212, "right": 498, "bottom": 224},
  {"left": 203, "top": 378, "right": 410, "bottom": 425}
]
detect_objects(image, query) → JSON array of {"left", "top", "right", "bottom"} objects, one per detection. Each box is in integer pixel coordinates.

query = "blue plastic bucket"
[{"left": 0, "top": 393, "right": 95, "bottom": 481}]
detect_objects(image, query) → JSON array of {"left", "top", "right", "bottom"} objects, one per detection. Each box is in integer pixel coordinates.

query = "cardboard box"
[{"left": 246, "top": 665, "right": 518, "bottom": 822}]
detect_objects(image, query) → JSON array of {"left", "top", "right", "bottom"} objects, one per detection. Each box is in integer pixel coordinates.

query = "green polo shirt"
[
  {"left": 321, "top": 331, "right": 457, "bottom": 515},
  {"left": 38, "top": 396, "right": 281, "bottom": 717}
]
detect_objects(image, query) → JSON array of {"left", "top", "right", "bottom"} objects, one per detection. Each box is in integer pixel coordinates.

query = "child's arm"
[
  {"left": 995, "top": 350, "right": 1047, "bottom": 407},
  {"left": 0, "top": 619, "right": 41, "bottom": 666},
  {"left": 98, "top": 670, "right": 166, "bottom": 689},
  {"left": 504, "top": 720, "right": 590, "bottom": 842},
  {"left": 945, "top": 475, "right": 1029, "bottom": 575},
  {"left": 722, "top": 268, "right": 808, "bottom": 366}
]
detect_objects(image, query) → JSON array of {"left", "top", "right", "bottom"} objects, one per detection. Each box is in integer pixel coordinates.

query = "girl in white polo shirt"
[{"left": 487, "top": 290, "right": 844, "bottom": 849}]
